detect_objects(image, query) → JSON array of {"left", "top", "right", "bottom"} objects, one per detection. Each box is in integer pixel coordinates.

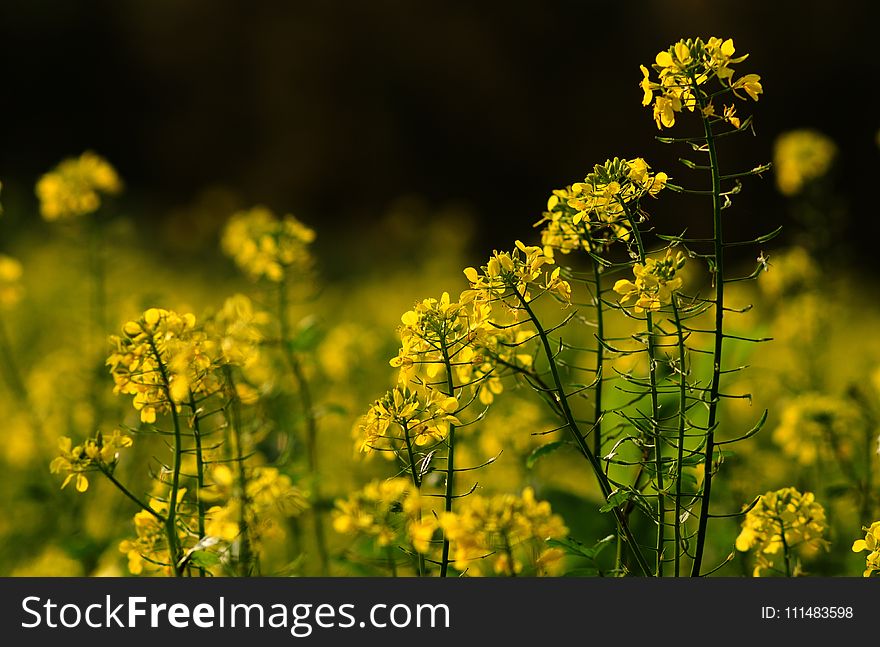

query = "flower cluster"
[
  {"left": 536, "top": 186, "right": 597, "bottom": 255},
  {"left": 35, "top": 151, "right": 122, "bottom": 221},
  {"left": 851, "top": 521, "right": 880, "bottom": 577},
  {"left": 640, "top": 37, "right": 762, "bottom": 129},
  {"left": 392, "top": 292, "right": 487, "bottom": 382},
  {"left": 462, "top": 241, "right": 571, "bottom": 306},
  {"left": 202, "top": 464, "right": 308, "bottom": 548},
  {"left": 613, "top": 249, "right": 686, "bottom": 313},
  {"left": 106, "top": 308, "right": 219, "bottom": 423},
  {"left": 735, "top": 487, "right": 828, "bottom": 576},
  {"left": 773, "top": 129, "right": 837, "bottom": 196},
  {"left": 332, "top": 478, "right": 436, "bottom": 554},
  {"left": 49, "top": 430, "right": 133, "bottom": 492},
  {"left": 772, "top": 394, "right": 861, "bottom": 466},
  {"left": 390, "top": 291, "right": 521, "bottom": 404},
  {"left": 357, "top": 385, "right": 460, "bottom": 456},
  {"left": 207, "top": 294, "right": 269, "bottom": 370},
  {"left": 221, "top": 206, "right": 315, "bottom": 282},
  {"left": 0, "top": 255, "right": 24, "bottom": 309},
  {"left": 118, "top": 489, "right": 191, "bottom": 576},
  {"left": 439, "top": 487, "right": 567, "bottom": 575},
  {"left": 537, "top": 159, "right": 668, "bottom": 257}
]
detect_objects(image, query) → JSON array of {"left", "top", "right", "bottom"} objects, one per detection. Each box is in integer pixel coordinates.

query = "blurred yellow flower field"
[{"left": 0, "top": 34, "right": 877, "bottom": 579}]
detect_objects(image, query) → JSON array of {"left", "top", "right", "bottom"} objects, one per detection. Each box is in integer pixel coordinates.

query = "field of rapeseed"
[{"left": 1, "top": 34, "right": 878, "bottom": 579}]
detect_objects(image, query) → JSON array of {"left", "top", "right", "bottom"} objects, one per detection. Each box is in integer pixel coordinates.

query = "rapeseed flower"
[
  {"left": 0, "top": 255, "right": 24, "bottom": 308},
  {"left": 49, "top": 430, "right": 133, "bottom": 492},
  {"left": 851, "top": 521, "right": 880, "bottom": 577},
  {"left": 439, "top": 487, "right": 567, "bottom": 576},
  {"left": 332, "top": 478, "right": 436, "bottom": 555},
  {"left": 736, "top": 487, "right": 827, "bottom": 576},
  {"left": 106, "top": 308, "right": 220, "bottom": 423},
  {"left": 613, "top": 249, "right": 686, "bottom": 312},
  {"left": 640, "top": 37, "right": 761, "bottom": 129},
  {"left": 36, "top": 151, "right": 122, "bottom": 221},
  {"left": 221, "top": 206, "right": 315, "bottom": 282},
  {"left": 773, "top": 130, "right": 837, "bottom": 196}
]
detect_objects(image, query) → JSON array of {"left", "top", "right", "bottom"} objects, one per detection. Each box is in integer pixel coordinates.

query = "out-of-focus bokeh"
[
  {"left": 0, "top": 1, "right": 878, "bottom": 577},
  {"left": 1, "top": 0, "right": 877, "bottom": 258}
]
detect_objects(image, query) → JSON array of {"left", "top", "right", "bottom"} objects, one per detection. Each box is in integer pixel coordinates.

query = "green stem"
[
  {"left": 512, "top": 285, "right": 651, "bottom": 576},
  {"left": 591, "top": 263, "right": 605, "bottom": 459},
  {"left": 619, "top": 198, "right": 665, "bottom": 577},
  {"left": 147, "top": 337, "right": 184, "bottom": 577},
  {"left": 386, "top": 546, "right": 398, "bottom": 577},
  {"left": 99, "top": 466, "right": 165, "bottom": 523},
  {"left": 222, "top": 367, "right": 253, "bottom": 576},
  {"left": 672, "top": 296, "right": 687, "bottom": 577},
  {"left": 400, "top": 420, "right": 426, "bottom": 577},
  {"left": 776, "top": 511, "right": 793, "bottom": 578},
  {"left": 502, "top": 532, "right": 517, "bottom": 577},
  {"left": 277, "top": 279, "right": 329, "bottom": 575},
  {"left": 691, "top": 98, "right": 725, "bottom": 577},
  {"left": 439, "top": 342, "right": 457, "bottom": 578},
  {"left": 188, "top": 391, "right": 207, "bottom": 577}
]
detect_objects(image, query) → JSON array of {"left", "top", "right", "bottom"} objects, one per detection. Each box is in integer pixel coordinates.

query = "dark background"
[{"left": 1, "top": 0, "right": 876, "bottom": 260}]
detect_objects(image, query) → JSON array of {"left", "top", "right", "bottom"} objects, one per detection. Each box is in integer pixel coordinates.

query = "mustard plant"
[{"left": 221, "top": 206, "right": 329, "bottom": 573}]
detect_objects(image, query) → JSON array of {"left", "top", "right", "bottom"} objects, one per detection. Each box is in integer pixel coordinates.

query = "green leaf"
[
  {"left": 189, "top": 550, "right": 221, "bottom": 568},
  {"left": 546, "top": 537, "right": 593, "bottom": 558},
  {"left": 546, "top": 534, "right": 615, "bottom": 560},
  {"left": 599, "top": 489, "right": 633, "bottom": 513},
  {"left": 525, "top": 440, "right": 565, "bottom": 469},
  {"left": 288, "top": 318, "right": 324, "bottom": 352}
]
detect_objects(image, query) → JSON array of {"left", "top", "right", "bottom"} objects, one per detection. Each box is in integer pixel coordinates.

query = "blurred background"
[
  {"left": 1, "top": 0, "right": 877, "bottom": 260},
  {"left": 0, "top": 1, "right": 878, "bottom": 577}
]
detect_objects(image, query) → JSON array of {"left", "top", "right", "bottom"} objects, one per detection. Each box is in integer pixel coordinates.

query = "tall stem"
[
  {"left": 619, "top": 199, "right": 665, "bottom": 577},
  {"left": 513, "top": 286, "right": 651, "bottom": 576},
  {"left": 147, "top": 337, "right": 184, "bottom": 577},
  {"left": 438, "top": 342, "right": 457, "bottom": 578},
  {"left": 672, "top": 296, "right": 687, "bottom": 577},
  {"left": 277, "top": 279, "right": 329, "bottom": 575},
  {"left": 222, "top": 367, "right": 253, "bottom": 576},
  {"left": 591, "top": 263, "right": 605, "bottom": 459},
  {"left": 99, "top": 466, "right": 166, "bottom": 523},
  {"left": 188, "top": 391, "right": 207, "bottom": 577},
  {"left": 691, "top": 101, "right": 725, "bottom": 577},
  {"left": 400, "top": 420, "right": 426, "bottom": 577}
]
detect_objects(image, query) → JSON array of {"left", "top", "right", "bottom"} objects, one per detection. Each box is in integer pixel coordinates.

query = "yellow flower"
[
  {"left": 640, "top": 37, "right": 759, "bottom": 130},
  {"left": 771, "top": 394, "right": 862, "bottom": 466},
  {"left": 538, "top": 158, "right": 667, "bottom": 257},
  {"left": 356, "top": 385, "right": 460, "bottom": 456},
  {"left": 50, "top": 431, "right": 133, "bottom": 492},
  {"left": 851, "top": 521, "right": 880, "bottom": 577},
  {"left": 736, "top": 487, "right": 828, "bottom": 576},
  {"left": 773, "top": 130, "right": 837, "bottom": 196},
  {"left": 0, "top": 255, "right": 24, "bottom": 308},
  {"left": 613, "top": 249, "right": 686, "bottom": 312},
  {"left": 36, "top": 151, "right": 122, "bottom": 221},
  {"left": 439, "top": 487, "right": 567, "bottom": 576},
  {"left": 107, "top": 308, "right": 220, "bottom": 422},
  {"left": 332, "top": 478, "right": 436, "bottom": 557},
  {"left": 118, "top": 490, "right": 192, "bottom": 576},
  {"left": 221, "top": 206, "right": 315, "bottom": 282},
  {"left": 462, "top": 240, "right": 570, "bottom": 307}
]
